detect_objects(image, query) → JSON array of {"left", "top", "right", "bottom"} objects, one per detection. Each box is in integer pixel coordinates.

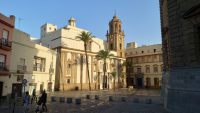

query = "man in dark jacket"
[{"left": 41, "top": 90, "right": 47, "bottom": 111}]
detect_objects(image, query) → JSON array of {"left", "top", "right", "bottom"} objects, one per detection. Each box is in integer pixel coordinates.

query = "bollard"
[
  {"left": 75, "top": 98, "right": 81, "bottom": 105},
  {"left": 145, "top": 98, "right": 152, "bottom": 104},
  {"left": 59, "top": 97, "right": 65, "bottom": 102},
  {"left": 66, "top": 98, "right": 73, "bottom": 104},
  {"left": 133, "top": 98, "right": 139, "bottom": 103},
  {"left": 51, "top": 96, "right": 56, "bottom": 102},
  {"left": 86, "top": 95, "right": 90, "bottom": 99},
  {"left": 109, "top": 96, "right": 113, "bottom": 102},
  {"left": 121, "top": 97, "right": 126, "bottom": 102},
  {"left": 95, "top": 95, "right": 99, "bottom": 100}
]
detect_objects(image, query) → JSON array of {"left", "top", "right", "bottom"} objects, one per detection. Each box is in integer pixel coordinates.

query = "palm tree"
[
  {"left": 96, "top": 50, "right": 114, "bottom": 90},
  {"left": 122, "top": 61, "right": 134, "bottom": 87},
  {"left": 111, "top": 71, "right": 117, "bottom": 90},
  {"left": 76, "top": 31, "right": 94, "bottom": 91}
]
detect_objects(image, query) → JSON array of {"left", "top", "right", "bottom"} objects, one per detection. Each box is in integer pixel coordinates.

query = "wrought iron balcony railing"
[{"left": 17, "top": 65, "right": 27, "bottom": 73}]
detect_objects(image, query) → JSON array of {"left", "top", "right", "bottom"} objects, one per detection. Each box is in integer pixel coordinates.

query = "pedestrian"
[
  {"left": 35, "top": 92, "right": 42, "bottom": 113},
  {"left": 23, "top": 91, "right": 30, "bottom": 113},
  {"left": 31, "top": 89, "right": 37, "bottom": 104},
  {"left": 41, "top": 90, "right": 47, "bottom": 112}
]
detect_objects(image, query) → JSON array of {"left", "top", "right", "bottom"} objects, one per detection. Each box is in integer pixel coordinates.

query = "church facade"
[{"left": 40, "top": 15, "right": 126, "bottom": 91}]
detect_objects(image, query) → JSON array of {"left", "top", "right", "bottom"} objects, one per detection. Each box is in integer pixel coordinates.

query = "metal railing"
[
  {"left": 33, "top": 66, "right": 45, "bottom": 72},
  {"left": 0, "top": 63, "right": 8, "bottom": 71},
  {"left": 17, "top": 65, "right": 27, "bottom": 72},
  {"left": 0, "top": 38, "right": 12, "bottom": 47}
]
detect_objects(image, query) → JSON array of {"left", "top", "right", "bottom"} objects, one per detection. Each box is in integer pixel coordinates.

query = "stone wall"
[{"left": 160, "top": 0, "right": 200, "bottom": 112}]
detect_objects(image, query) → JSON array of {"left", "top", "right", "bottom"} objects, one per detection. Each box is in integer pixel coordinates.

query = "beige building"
[
  {"left": 40, "top": 16, "right": 125, "bottom": 91},
  {"left": 1, "top": 29, "right": 57, "bottom": 97},
  {"left": 126, "top": 42, "right": 163, "bottom": 88}
]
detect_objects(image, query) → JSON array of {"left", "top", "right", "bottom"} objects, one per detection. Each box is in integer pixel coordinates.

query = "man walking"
[
  {"left": 41, "top": 90, "right": 47, "bottom": 111},
  {"left": 23, "top": 91, "right": 30, "bottom": 113}
]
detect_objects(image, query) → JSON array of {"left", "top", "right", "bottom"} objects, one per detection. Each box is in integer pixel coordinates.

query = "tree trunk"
[
  {"left": 114, "top": 78, "right": 116, "bottom": 91},
  {"left": 103, "top": 60, "right": 106, "bottom": 90},
  {"left": 80, "top": 55, "right": 83, "bottom": 91},
  {"left": 84, "top": 44, "right": 91, "bottom": 91}
]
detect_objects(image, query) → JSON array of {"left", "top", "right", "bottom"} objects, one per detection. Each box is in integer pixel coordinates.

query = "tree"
[
  {"left": 122, "top": 61, "right": 134, "bottom": 87},
  {"left": 96, "top": 50, "right": 114, "bottom": 90},
  {"left": 111, "top": 71, "right": 117, "bottom": 90},
  {"left": 76, "top": 31, "right": 94, "bottom": 91}
]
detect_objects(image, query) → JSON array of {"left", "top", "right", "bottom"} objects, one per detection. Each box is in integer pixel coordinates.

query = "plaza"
[{"left": 0, "top": 89, "right": 168, "bottom": 113}]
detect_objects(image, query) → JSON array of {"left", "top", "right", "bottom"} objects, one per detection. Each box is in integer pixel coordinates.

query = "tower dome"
[{"left": 68, "top": 17, "right": 76, "bottom": 27}]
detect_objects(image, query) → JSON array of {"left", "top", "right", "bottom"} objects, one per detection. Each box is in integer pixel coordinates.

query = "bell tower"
[{"left": 107, "top": 14, "right": 125, "bottom": 58}]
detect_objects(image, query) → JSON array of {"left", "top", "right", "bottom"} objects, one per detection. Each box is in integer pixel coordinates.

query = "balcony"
[
  {"left": 0, "top": 63, "right": 9, "bottom": 75},
  {"left": 0, "top": 38, "right": 12, "bottom": 51},
  {"left": 17, "top": 65, "right": 27, "bottom": 73},
  {"left": 33, "top": 66, "right": 45, "bottom": 72}
]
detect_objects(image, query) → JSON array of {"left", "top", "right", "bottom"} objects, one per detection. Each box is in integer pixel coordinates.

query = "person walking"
[
  {"left": 23, "top": 91, "right": 30, "bottom": 113},
  {"left": 31, "top": 89, "right": 37, "bottom": 104},
  {"left": 41, "top": 90, "right": 47, "bottom": 112}
]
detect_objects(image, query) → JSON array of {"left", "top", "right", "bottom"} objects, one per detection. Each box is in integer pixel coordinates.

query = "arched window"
[
  {"left": 145, "top": 65, "right": 150, "bottom": 73},
  {"left": 120, "top": 43, "right": 122, "bottom": 50},
  {"left": 115, "top": 24, "right": 118, "bottom": 32},
  {"left": 153, "top": 64, "right": 158, "bottom": 73}
]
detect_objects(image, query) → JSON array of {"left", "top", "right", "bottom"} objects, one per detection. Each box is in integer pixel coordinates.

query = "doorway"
[
  {"left": 29, "top": 84, "right": 36, "bottom": 95},
  {"left": 136, "top": 78, "right": 143, "bottom": 88},
  {"left": 40, "top": 83, "right": 44, "bottom": 93},
  {"left": 0, "top": 82, "right": 3, "bottom": 97},
  {"left": 48, "top": 82, "right": 52, "bottom": 92},
  {"left": 146, "top": 78, "right": 151, "bottom": 88},
  {"left": 12, "top": 83, "right": 22, "bottom": 97}
]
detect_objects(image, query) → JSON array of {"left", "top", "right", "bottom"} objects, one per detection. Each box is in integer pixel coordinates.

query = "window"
[
  {"left": 67, "top": 79, "right": 70, "bottom": 84},
  {"left": 145, "top": 65, "right": 150, "bottom": 73},
  {"left": 20, "top": 58, "right": 25, "bottom": 65},
  {"left": 2, "top": 30, "right": 9, "bottom": 39},
  {"left": 17, "top": 58, "right": 26, "bottom": 71},
  {"left": 67, "top": 63, "right": 71, "bottom": 75},
  {"left": 154, "top": 78, "right": 159, "bottom": 86},
  {"left": 86, "top": 42, "right": 92, "bottom": 51},
  {"left": 137, "top": 67, "right": 141, "bottom": 73},
  {"left": 17, "top": 75, "right": 24, "bottom": 82},
  {"left": 33, "top": 56, "right": 46, "bottom": 72},
  {"left": 0, "top": 54, "right": 6, "bottom": 70},
  {"left": 146, "top": 78, "right": 151, "bottom": 86},
  {"left": 153, "top": 65, "right": 158, "bottom": 73},
  {"left": 49, "top": 27, "right": 51, "bottom": 30},
  {"left": 141, "top": 51, "right": 144, "bottom": 53},
  {"left": 120, "top": 52, "right": 122, "bottom": 57},
  {"left": 120, "top": 43, "right": 122, "bottom": 50},
  {"left": 154, "top": 49, "right": 156, "bottom": 53}
]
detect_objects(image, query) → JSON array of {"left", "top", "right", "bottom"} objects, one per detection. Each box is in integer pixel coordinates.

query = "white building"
[
  {"left": 40, "top": 16, "right": 126, "bottom": 90},
  {"left": 126, "top": 42, "right": 163, "bottom": 88},
  {"left": 1, "top": 29, "right": 57, "bottom": 97}
]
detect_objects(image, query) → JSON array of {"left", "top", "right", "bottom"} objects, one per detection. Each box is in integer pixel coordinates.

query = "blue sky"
[{"left": 0, "top": 0, "right": 161, "bottom": 46}]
